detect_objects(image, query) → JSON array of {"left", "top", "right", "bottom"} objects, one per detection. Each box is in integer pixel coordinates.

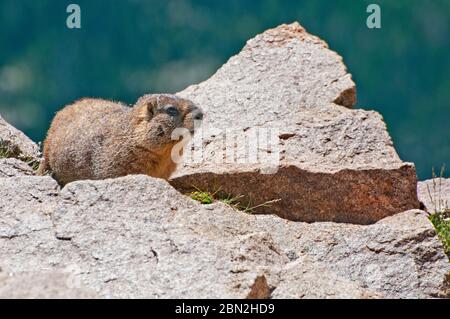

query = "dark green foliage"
[
  {"left": 429, "top": 210, "right": 450, "bottom": 257},
  {"left": 190, "top": 190, "right": 215, "bottom": 205},
  {"left": 0, "top": 138, "right": 40, "bottom": 170}
]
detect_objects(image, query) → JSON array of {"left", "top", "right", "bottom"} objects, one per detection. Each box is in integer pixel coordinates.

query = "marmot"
[{"left": 38, "top": 94, "right": 203, "bottom": 185}]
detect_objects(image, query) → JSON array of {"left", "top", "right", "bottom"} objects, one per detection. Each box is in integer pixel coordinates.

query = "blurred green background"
[{"left": 0, "top": 0, "right": 448, "bottom": 179}]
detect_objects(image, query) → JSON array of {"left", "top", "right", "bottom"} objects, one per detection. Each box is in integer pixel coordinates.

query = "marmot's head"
[{"left": 133, "top": 94, "right": 203, "bottom": 151}]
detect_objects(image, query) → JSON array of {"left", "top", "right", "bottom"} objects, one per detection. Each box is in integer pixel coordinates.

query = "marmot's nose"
[{"left": 192, "top": 108, "right": 204, "bottom": 121}]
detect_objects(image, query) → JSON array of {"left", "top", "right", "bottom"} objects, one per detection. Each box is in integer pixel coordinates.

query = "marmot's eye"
[{"left": 164, "top": 105, "right": 179, "bottom": 117}]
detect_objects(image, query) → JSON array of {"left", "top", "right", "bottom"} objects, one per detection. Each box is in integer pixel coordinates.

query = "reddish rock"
[{"left": 173, "top": 22, "right": 420, "bottom": 224}]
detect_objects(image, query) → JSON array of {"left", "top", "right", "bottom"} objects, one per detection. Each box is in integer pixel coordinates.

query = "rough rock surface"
[
  {"left": 0, "top": 114, "right": 40, "bottom": 162},
  {"left": 271, "top": 257, "right": 381, "bottom": 299},
  {"left": 0, "top": 175, "right": 448, "bottom": 298},
  {"left": 0, "top": 272, "right": 97, "bottom": 299},
  {"left": 0, "top": 158, "right": 35, "bottom": 177},
  {"left": 418, "top": 178, "right": 450, "bottom": 213},
  {"left": 173, "top": 22, "right": 420, "bottom": 224},
  {"left": 0, "top": 176, "right": 65, "bottom": 276}
]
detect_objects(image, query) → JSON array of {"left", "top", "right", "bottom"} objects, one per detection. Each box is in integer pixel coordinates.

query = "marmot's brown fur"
[{"left": 37, "top": 94, "right": 203, "bottom": 185}]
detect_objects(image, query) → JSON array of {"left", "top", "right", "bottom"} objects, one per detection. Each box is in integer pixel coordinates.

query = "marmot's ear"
[
  {"left": 136, "top": 95, "right": 158, "bottom": 120},
  {"left": 145, "top": 96, "right": 158, "bottom": 118}
]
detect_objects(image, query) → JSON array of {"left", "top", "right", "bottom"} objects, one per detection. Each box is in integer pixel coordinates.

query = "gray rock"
[
  {"left": 52, "top": 175, "right": 289, "bottom": 298},
  {"left": 0, "top": 114, "right": 40, "bottom": 163},
  {"left": 196, "top": 201, "right": 449, "bottom": 298},
  {"left": 418, "top": 178, "right": 450, "bottom": 213},
  {"left": 173, "top": 22, "right": 420, "bottom": 224},
  {"left": 0, "top": 272, "right": 97, "bottom": 299},
  {"left": 272, "top": 256, "right": 382, "bottom": 299},
  {"left": 0, "top": 158, "right": 35, "bottom": 177},
  {"left": 2, "top": 175, "right": 446, "bottom": 298},
  {"left": 0, "top": 176, "right": 67, "bottom": 274},
  {"left": 0, "top": 176, "right": 59, "bottom": 240}
]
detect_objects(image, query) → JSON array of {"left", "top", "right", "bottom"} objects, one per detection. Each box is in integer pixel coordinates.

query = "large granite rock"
[
  {"left": 0, "top": 176, "right": 67, "bottom": 274},
  {"left": 0, "top": 272, "right": 97, "bottom": 299},
  {"left": 173, "top": 22, "right": 420, "bottom": 224},
  {"left": 271, "top": 256, "right": 381, "bottom": 299},
  {"left": 418, "top": 178, "right": 450, "bottom": 213},
  {"left": 0, "top": 158, "right": 35, "bottom": 177},
  {"left": 0, "top": 175, "right": 447, "bottom": 298},
  {"left": 0, "top": 114, "right": 40, "bottom": 163}
]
